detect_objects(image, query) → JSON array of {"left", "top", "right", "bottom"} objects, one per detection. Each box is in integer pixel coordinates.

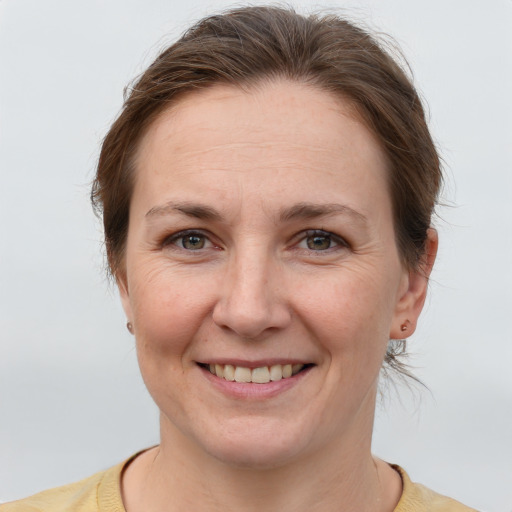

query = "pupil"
[
  {"left": 184, "top": 235, "right": 204, "bottom": 249},
  {"left": 308, "top": 235, "right": 330, "bottom": 250}
]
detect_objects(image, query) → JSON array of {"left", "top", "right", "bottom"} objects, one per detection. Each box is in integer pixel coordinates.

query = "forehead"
[{"left": 133, "top": 80, "right": 390, "bottom": 218}]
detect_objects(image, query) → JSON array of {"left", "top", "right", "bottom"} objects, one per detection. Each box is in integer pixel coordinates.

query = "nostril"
[
  {"left": 212, "top": 297, "right": 292, "bottom": 340},
  {"left": 213, "top": 305, "right": 271, "bottom": 339}
]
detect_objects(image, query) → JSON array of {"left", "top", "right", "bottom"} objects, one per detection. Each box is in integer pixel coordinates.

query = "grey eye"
[
  {"left": 306, "top": 234, "right": 332, "bottom": 250},
  {"left": 181, "top": 234, "right": 206, "bottom": 250}
]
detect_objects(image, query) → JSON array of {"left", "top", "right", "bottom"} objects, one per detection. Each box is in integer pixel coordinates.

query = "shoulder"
[
  {"left": 393, "top": 465, "right": 480, "bottom": 512},
  {"left": 0, "top": 459, "right": 127, "bottom": 512}
]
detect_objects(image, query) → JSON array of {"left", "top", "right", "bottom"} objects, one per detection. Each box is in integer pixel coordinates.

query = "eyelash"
[
  {"left": 295, "top": 229, "right": 349, "bottom": 252},
  {"left": 162, "top": 230, "right": 216, "bottom": 251},
  {"left": 161, "top": 229, "right": 349, "bottom": 253}
]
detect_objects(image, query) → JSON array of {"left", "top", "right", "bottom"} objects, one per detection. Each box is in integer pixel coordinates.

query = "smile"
[{"left": 200, "top": 363, "right": 310, "bottom": 384}]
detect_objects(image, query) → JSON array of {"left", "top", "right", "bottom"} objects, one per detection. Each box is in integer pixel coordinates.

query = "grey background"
[{"left": 1, "top": 0, "right": 511, "bottom": 510}]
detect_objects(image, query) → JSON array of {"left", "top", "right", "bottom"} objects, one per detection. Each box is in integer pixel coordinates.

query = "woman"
[{"left": 2, "top": 6, "right": 478, "bottom": 511}]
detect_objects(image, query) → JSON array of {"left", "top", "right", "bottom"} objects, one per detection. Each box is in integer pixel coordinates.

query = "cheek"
[
  {"left": 129, "top": 268, "right": 213, "bottom": 413},
  {"left": 294, "top": 270, "right": 395, "bottom": 361},
  {"left": 129, "top": 263, "right": 215, "bottom": 365}
]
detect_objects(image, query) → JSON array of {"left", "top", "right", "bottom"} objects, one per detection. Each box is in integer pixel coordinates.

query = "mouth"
[{"left": 197, "top": 362, "right": 314, "bottom": 384}]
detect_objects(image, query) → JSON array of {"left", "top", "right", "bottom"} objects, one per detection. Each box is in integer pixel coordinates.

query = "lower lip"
[{"left": 199, "top": 365, "right": 313, "bottom": 399}]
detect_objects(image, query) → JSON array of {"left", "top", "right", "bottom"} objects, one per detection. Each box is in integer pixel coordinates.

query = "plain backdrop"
[{"left": 0, "top": 0, "right": 511, "bottom": 510}]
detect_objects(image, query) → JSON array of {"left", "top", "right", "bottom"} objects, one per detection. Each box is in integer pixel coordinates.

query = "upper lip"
[{"left": 197, "top": 359, "right": 313, "bottom": 368}]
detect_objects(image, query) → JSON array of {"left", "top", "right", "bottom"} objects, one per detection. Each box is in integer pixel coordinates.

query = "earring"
[
  {"left": 126, "top": 322, "right": 134, "bottom": 334},
  {"left": 400, "top": 320, "right": 409, "bottom": 332}
]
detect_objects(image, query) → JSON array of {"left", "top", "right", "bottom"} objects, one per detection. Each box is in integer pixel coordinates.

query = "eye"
[
  {"left": 164, "top": 230, "right": 214, "bottom": 251},
  {"left": 297, "top": 230, "right": 347, "bottom": 251},
  {"left": 181, "top": 233, "right": 206, "bottom": 250}
]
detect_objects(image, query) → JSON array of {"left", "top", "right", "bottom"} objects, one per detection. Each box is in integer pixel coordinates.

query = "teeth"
[
  {"left": 215, "top": 364, "right": 224, "bottom": 378},
  {"left": 207, "top": 363, "right": 306, "bottom": 384},
  {"left": 234, "top": 366, "right": 252, "bottom": 383},
  {"left": 292, "top": 364, "right": 303, "bottom": 375},
  {"left": 269, "top": 364, "right": 283, "bottom": 381},
  {"left": 251, "top": 366, "right": 270, "bottom": 384},
  {"left": 224, "top": 364, "right": 235, "bottom": 381}
]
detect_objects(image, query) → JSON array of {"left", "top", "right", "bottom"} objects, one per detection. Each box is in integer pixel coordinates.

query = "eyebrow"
[
  {"left": 145, "top": 201, "right": 223, "bottom": 221},
  {"left": 279, "top": 202, "right": 368, "bottom": 225},
  {"left": 145, "top": 200, "right": 367, "bottom": 225}
]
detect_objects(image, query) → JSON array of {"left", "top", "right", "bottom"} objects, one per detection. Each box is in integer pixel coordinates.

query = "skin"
[{"left": 118, "top": 80, "right": 437, "bottom": 512}]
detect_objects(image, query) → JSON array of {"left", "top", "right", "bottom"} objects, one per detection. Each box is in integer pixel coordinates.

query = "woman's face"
[{"left": 120, "top": 80, "right": 430, "bottom": 468}]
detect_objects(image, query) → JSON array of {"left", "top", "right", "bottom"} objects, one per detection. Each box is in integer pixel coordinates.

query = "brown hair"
[{"left": 92, "top": 5, "right": 442, "bottom": 377}]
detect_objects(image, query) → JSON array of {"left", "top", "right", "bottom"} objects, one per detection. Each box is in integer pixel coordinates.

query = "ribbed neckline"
[
  {"left": 97, "top": 452, "right": 144, "bottom": 512},
  {"left": 94, "top": 454, "right": 462, "bottom": 512},
  {"left": 391, "top": 464, "right": 425, "bottom": 512}
]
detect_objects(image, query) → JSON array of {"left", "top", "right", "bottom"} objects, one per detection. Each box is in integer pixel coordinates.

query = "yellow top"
[{"left": 1, "top": 456, "right": 478, "bottom": 512}]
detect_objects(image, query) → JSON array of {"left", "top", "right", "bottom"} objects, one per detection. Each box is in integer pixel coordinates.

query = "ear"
[
  {"left": 117, "top": 273, "right": 133, "bottom": 325},
  {"left": 390, "top": 228, "right": 438, "bottom": 339}
]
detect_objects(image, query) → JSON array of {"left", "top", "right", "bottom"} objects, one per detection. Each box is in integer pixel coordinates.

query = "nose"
[{"left": 212, "top": 249, "right": 291, "bottom": 340}]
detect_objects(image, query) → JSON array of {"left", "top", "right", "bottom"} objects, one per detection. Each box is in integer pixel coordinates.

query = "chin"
[
  {"left": 206, "top": 438, "right": 303, "bottom": 470},
  {"left": 190, "top": 417, "right": 316, "bottom": 470}
]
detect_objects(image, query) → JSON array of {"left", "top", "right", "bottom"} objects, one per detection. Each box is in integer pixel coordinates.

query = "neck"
[{"left": 122, "top": 412, "right": 401, "bottom": 512}]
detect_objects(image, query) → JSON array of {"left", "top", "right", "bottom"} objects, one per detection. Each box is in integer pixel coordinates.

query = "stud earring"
[
  {"left": 400, "top": 320, "right": 409, "bottom": 332},
  {"left": 126, "top": 322, "right": 134, "bottom": 334}
]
